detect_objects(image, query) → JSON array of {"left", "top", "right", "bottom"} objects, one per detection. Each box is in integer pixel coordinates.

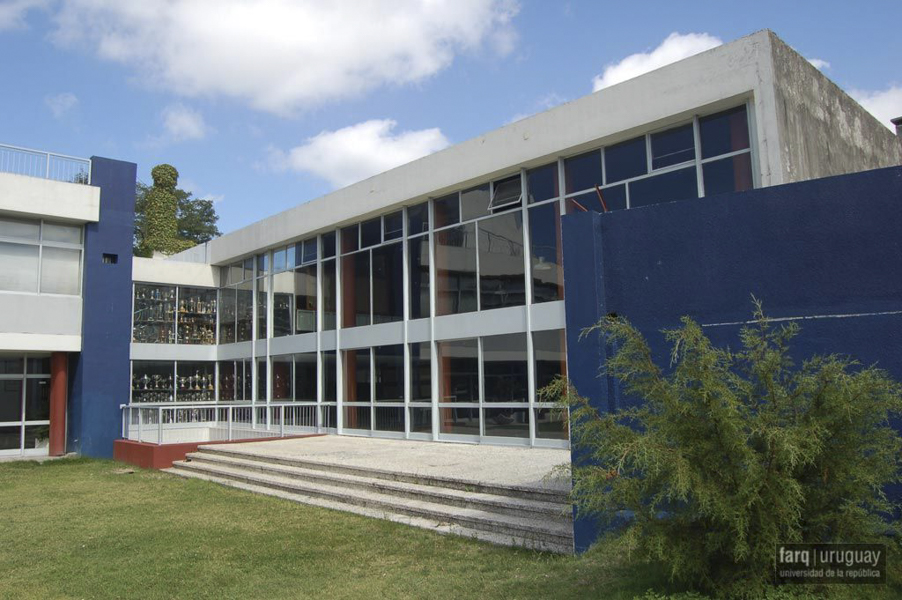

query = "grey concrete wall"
[{"left": 769, "top": 32, "right": 902, "bottom": 182}]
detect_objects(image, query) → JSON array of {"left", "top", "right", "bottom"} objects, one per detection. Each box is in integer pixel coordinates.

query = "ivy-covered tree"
[
  {"left": 133, "top": 164, "right": 220, "bottom": 257},
  {"left": 547, "top": 301, "right": 902, "bottom": 598}
]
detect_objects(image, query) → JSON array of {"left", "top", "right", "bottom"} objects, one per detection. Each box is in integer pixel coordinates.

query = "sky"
[{"left": 1, "top": 0, "right": 900, "bottom": 235}]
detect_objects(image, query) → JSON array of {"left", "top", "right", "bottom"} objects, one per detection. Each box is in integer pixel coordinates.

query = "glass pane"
[
  {"left": 383, "top": 210, "right": 403, "bottom": 241},
  {"left": 218, "top": 361, "right": 236, "bottom": 401},
  {"left": 408, "top": 235, "right": 430, "bottom": 319},
  {"left": 24, "top": 425, "right": 49, "bottom": 450},
  {"left": 230, "top": 262, "right": 243, "bottom": 285},
  {"left": 344, "top": 406, "right": 371, "bottom": 431},
  {"left": 42, "top": 223, "right": 82, "bottom": 244},
  {"left": 700, "top": 105, "right": 750, "bottom": 159},
  {"left": 218, "top": 288, "right": 236, "bottom": 344},
  {"left": 361, "top": 217, "right": 381, "bottom": 248},
  {"left": 0, "top": 426, "right": 20, "bottom": 450},
  {"left": 527, "top": 163, "right": 558, "bottom": 203},
  {"left": 40, "top": 247, "right": 81, "bottom": 295},
  {"left": 374, "top": 345, "right": 404, "bottom": 402},
  {"left": 438, "top": 339, "right": 478, "bottom": 403},
  {"left": 409, "top": 407, "right": 432, "bottom": 434},
  {"left": 273, "top": 248, "right": 287, "bottom": 272},
  {"left": 344, "top": 349, "right": 370, "bottom": 403},
  {"left": 433, "top": 193, "right": 459, "bottom": 229},
  {"left": 629, "top": 166, "right": 698, "bottom": 209},
  {"left": 241, "top": 360, "right": 253, "bottom": 401},
  {"left": 321, "top": 260, "right": 337, "bottom": 331},
  {"left": 25, "top": 379, "right": 50, "bottom": 421},
  {"left": 322, "top": 405, "right": 337, "bottom": 429},
  {"left": 651, "top": 123, "right": 695, "bottom": 169},
  {"left": 257, "top": 360, "right": 267, "bottom": 400},
  {"left": 434, "top": 224, "right": 477, "bottom": 316},
  {"left": 294, "top": 265, "right": 317, "bottom": 334},
  {"left": 341, "top": 224, "right": 359, "bottom": 253},
  {"left": 439, "top": 407, "right": 479, "bottom": 435},
  {"left": 243, "top": 258, "right": 254, "bottom": 281},
  {"left": 0, "top": 242, "right": 39, "bottom": 293},
  {"left": 256, "top": 277, "right": 268, "bottom": 339},
  {"left": 529, "top": 203, "right": 563, "bottom": 304},
  {"left": 322, "top": 232, "right": 336, "bottom": 259},
  {"left": 27, "top": 357, "right": 50, "bottom": 375},
  {"left": 564, "top": 150, "right": 602, "bottom": 194},
  {"left": 286, "top": 244, "right": 296, "bottom": 269},
  {"left": 461, "top": 184, "right": 490, "bottom": 221},
  {"left": 605, "top": 136, "right": 647, "bottom": 184},
  {"left": 483, "top": 333, "right": 527, "bottom": 403},
  {"left": 303, "top": 238, "right": 318, "bottom": 264},
  {"left": 272, "top": 272, "right": 294, "bottom": 338},
  {"left": 272, "top": 356, "right": 293, "bottom": 400},
  {"left": 535, "top": 407, "right": 569, "bottom": 440},
  {"left": 256, "top": 253, "right": 269, "bottom": 275},
  {"left": 131, "top": 361, "right": 175, "bottom": 403},
  {"left": 375, "top": 407, "right": 404, "bottom": 432},
  {"left": 237, "top": 285, "right": 253, "bottom": 342},
  {"left": 564, "top": 186, "right": 625, "bottom": 214},
  {"left": 0, "top": 379, "right": 22, "bottom": 422},
  {"left": 409, "top": 342, "right": 431, "bottom": 402},
  {"left": 483, "top": 408, "right": 529, "bottom": 438},
  {"left": 407, "top": 202, "right": 429, "bottom": 236},
  {"left": 132, "top": 284, "right": 176, "bottom": 344},
  {"left": 0, "top": 358, "right": 23, "bottom": 375},
  {"left": 341, "top": 252, "right": 370, "bottom": 328},
  {"left": 703, "top": 153, "right": 754, "bottom": 197},
  {"left": 489, "top": 176, "right": 521, "bottom": 211},
  {"left": 176, "top": 362, "right": 215, "bottom": 402},
  {"left": 322, "top": 351, "right": 337, "bottom": 402},
  {"left": 478, "top": 212, "right": 525, "bottom": 310},
  {"left": 177, "top": 287, "right": 217, "bottom": 344},
  {"left": 534, "top": 329, "right": 567, "bottom": 400},
  {"left": 372, "top": 242, "right": 403, "bottom": 324},
  {"left": 0, "top": 217, "right": 39, "bottom": 241},
  {"left": 294, "top": 352, "right": 317, "bottom": 401}
]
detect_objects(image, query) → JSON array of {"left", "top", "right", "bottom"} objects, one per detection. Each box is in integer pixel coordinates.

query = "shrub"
[{"left": 549, "top": 302, "right": 902, "bottom": 598}]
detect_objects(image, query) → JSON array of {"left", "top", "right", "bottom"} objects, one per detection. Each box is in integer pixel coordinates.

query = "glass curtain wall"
[{"left": 0, "top": 356, "right": 50, "bottom": 455}]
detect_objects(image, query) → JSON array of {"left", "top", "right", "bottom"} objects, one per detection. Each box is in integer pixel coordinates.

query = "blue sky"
[{"left": 1, "top": 1, "right": 900, "bottom": 234}]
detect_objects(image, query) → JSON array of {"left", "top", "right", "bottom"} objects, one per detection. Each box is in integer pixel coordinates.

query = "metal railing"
[
  {"left": 120, "top": 402, "right": 320, "bottom": 445},
  {"left": 0, "top": 143, "right": 91, "bottom": 184}
]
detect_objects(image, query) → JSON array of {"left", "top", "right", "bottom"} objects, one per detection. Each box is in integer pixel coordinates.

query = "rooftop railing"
[{"left": 0, "top": 143, "right": 91, "bottom": 184}]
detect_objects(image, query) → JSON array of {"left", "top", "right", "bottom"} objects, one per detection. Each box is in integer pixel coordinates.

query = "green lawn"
[{"left": 0, "top": 458, "right": 669, "bottom": 600}]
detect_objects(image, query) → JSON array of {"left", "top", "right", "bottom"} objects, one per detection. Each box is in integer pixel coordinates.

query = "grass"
[{"left": 0, "top": 457, "right": 668, "bottom": 600}]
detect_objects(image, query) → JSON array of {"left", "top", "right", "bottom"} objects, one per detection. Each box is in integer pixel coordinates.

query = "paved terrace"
[{"left": 209, "top": 436, "right": 572, "bottom": 494}]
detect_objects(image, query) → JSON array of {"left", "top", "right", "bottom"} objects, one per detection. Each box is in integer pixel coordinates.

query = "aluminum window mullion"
[
  {"left": 477, "top": 336, "right": 485, "bottom": 439},
  {"left": 335, "top": 230, "right": 344, "bottom": 433},
  {"left": 401, "top": 207, "right": 411, "bottom": 438},
  {"left": 520, "top": 168, "right": 537, "bottom": 446},
  {"left": 693, "top": 116, "right": 705, "bottom": 198},
  {"left": 428, "top": 200, "right": 439, "bottom": 440}
]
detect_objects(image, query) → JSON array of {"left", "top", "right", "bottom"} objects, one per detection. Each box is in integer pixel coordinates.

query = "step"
[
  {"left": 166, "top": 466, "right": 572, "bottom": 554},
  {"left": 184, "top": 450, "right": 572, "bottom": 523},
  {"left": 195, "top": 444, "right": 570, "bottom": 504},
  {"left": 169, "top": 459, "right": 572, "bottom": 548}
]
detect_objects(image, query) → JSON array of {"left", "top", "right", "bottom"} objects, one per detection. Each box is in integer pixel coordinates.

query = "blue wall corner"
[{"left": 68, "top": 156, "right": 136, "bottom": 458}]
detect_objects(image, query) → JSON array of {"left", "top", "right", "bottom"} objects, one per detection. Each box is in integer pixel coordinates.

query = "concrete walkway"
[{"left": 210, "top": 436, "right": 572, "bottom": 494}]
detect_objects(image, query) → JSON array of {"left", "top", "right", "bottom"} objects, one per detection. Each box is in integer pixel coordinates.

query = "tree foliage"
[
  {"left": 134, "top": 164, "right": 221, "bottom": 257},
  {"left": 546, "top": 301, "right": 902, "bottom": 598}
]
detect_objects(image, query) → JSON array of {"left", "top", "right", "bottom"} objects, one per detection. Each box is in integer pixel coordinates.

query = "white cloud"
[
  {"left": 592, "top": 32, "right": 722, "bottom": 91},
  {"left": 850, "top": 85, "right": 902, "bottom": 131},
  {"left": 50, "top": 0, "right": 519, "bottom": 116},
  {"left": 0, "top": 0, "right": 46, "bottom": 31},
  {"left": 272, "top": 119, "right": 450, "bottom": 188},
  {"left": 161, "top": 103, "right": 209, "bottom": 142},
  {"left": 807, "top": 58, "right": 830, "bottom": 71},
  {"left": 44, "top": 92, "right": 78, "bottom": 119}
]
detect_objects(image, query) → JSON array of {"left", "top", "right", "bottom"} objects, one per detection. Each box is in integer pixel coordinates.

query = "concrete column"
[{"left": 49, "top": 352, "right": 68, "bottom": 456}]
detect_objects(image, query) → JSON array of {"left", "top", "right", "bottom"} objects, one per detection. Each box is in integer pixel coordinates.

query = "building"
[{"left": 1, "top": 30, "right": 900, "bottom": 461}]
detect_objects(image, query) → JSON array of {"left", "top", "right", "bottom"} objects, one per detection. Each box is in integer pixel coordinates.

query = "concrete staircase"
[{"left": 166, "top": 445, "right": 574, "bottom": 554}]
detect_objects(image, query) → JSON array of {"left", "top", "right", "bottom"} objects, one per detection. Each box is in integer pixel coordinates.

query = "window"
[
  {"left": 461, "top": 184, "right": 490, "bottom": 221},
  {"left": 272, "top": 356, "right": 293, "bottom": 400},
  {"left": 255, "top": 271, "right": 268, "bottom": 339},
  {"left": 651, "top": 123, "right": 695, "bottom": 169},
  {"left": 527, "top": 163, "right": 558, "bottom": 203},
  {"left": 177, "top": 287, "right": 217, "bottom": 344},
  {"left": 564, "top": 150, "right": 602, "bottom": 194},
  {"left": 0, "top": 217, "right": 82, "bottom": 295},
  {"left": 434, "top": 224, "right": 477, "bottom": 316},
  {"left": 629, "top": 166, "right": 698, "bottom": 209},
  {"left": 437, "top": 339, "right": 478, "bottom": 403},
  {"left": 482, "top": 333, "right": 527, "bottom": 403},
  {"left": 409, "top": 342, "right": 431, "bottom": 402},
  {"left": 176, "top": 362, "right": 215, "bottom": 402},
  {"left": 478, "top": 212, "right": 525, "bottom": 310},
  {"left": 341, "top": 224, "right": 359, "bottom": 253},
  {"left": 361, "top": 217, "right": 381, "bottom": 248},
  {"left": 294, "top": 353, "right": 317, "bottom": 401},
  {"left": 219, "top": 288, "right": 237, "bottom": 343},
  {"left": 408, "top": 235, "right": 430, "bottom": 319},
  {"left": 132, "top": 284, "right": 176, "bottom": 344},
  {"left": 488, "top": 175, "right": 522, "bottom": 211},
  {"left": 341, "top": 251, "right": 370, "bottom": 328},
  {"left": 407, "top": 202, "right": 429, "bottom": 235},
  {"left": 534, "top": 329, "right": 568, "bottom": 440},
  {"left": 383, "top": 210, "right": 403, "bottom": 241},
  {"left": 529, "top": 202, "right": 563, "bottom": 303},
  {"left": 700, "top": 105, "right": 750, "bottom": 158},
  {"left": 433, "top": 193, "right": 460, "bottom": 229},
  {"left": 605, "top": 136, "right": 647, "bottom": 183},
  {"left": 273, "top": 270, "right": 294, "bottom": 337},
  {"left": 131, "top": 361, "right": 175, "bottom": 402},
  {"left": 0, "top": 355, "right": 50, "bottom": 454},
  {"left": 374, "top": 345, "right": 404, "bottom": 402},
  {"left": 294, "top": 264, "right": 317, "bottom": 334},
  {"left": 321, "top": 260, "right": 337, "bottom": 331},
  {"left": 703, "top": 153, "right": 754, "bottom": 196},
  {"left": 372, "top": 242, "right": 403, "bottom": 324},
  {"left": 322, "top": 232, "right": 336, "bottom": 259}
]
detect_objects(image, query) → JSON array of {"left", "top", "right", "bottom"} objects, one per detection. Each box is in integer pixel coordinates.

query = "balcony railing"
[
  {"left": 120, "top": 402, "right": 325, "bottom": 445},
  {"left": 0, "top": 143, "right": 91, "bottom": 184}
]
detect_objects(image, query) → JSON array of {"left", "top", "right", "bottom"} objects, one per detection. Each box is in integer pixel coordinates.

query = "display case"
[
  {"left": 176, "top": 362, "right": 215, "bottom": 402},
  {"left": 177, "top": 287, "right": 217, "bottom": 345},
  {"left": 132, "top": 285, "right": 176, "bottom": 344},
  {"left": 131, "top": 361, "right": 175, "bottom": 402}
]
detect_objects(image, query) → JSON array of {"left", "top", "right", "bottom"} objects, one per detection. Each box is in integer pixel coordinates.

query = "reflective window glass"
[
  {"left": 564, "top": 150, "right": 602, "bottom": 194},
  {"left": 272, "top": 272, "right": 294, "bottom": 337},
  {"left": 303, "top": 238, "right": 318, "bottom": 264},
  {"left": 256, "top": 253, "right": 269, "bottom": 274},
  {"left": 341, "top": 252, "right": 370, "bottom": 328},
  {"left": 439, "top": 407, "right": 479, "bottom": 436},
  {"left": 273, "top": 248, "right": 287, "bottom": 272},
  {"left": 533, "top": 329, "right": 567, "bottom": 401},
  {"left": 344, "top": 406, "right": 371, "bottom": 431},
  {"left": 375, "top": 407, "right": 404, "bottom": 432},
  {"left": 344, "top": 349, "right": 370, "bottom": 403},
  {"left": 218, "top": 361, "right": 236, "bottom": 401},
  {"left": 177, "top": 287, "right": 217, "bottom": 344},
  {"left": 361, "top": 217, "right": 381, "bottom": 248},
  {"left": 0, "top": 218, "right": 39, "bottom": 242},
  {"left": 0, "top": 357, "right": 23, "bottom": 375},
  {"left": 257, "top": 360, "right": 267, "bottom": 400},
  {"left": 407, "top": 202, "right": 429, "bottom": 236},
  {"left": 535, "top": 408, "right": 568, "bottom": 440},
  {"left": 383, "top": 211, "right": 403, "bottom": 241},
  {"left": 272, "top": 356, "right": 293, "bottom": 400},
  {"left": 322, "top": 232, "right": 336, "bottom": 258},
  {"left": 438, "top": 339, "right": 478, "bottom": 403},
  {"left": 286, "top": 244, "right": 296, "bottom": 269},
  {"left": 322, "top": 351, "right": 337, "bottom": 403},
  {"left": 0, "top": 242, "right": 39, "bottom": 293},
  {"left": 410, "top": 407, "right": 432, "bottom": 433},
  {"left": 489, "top": 176, "right": 522, "bottom": 212},
  {"left": 410, "top": 342, "right": 431, "bottom": 402},
  {"left": 461, "top": 184, "right": 490, "bottom": 221},
  {"left": 0, "top": 426, "right": 20, "bottom": 450},
  {"left": 605, "top": 136, "right": 647, "bottom": 183},
  {"left": 700, "top": 105, "right": 750, "bottom": 158},
  {"left": 651, "top": 123, "right": 695, "bottom": 169},
  {"left": 628, "top": 167, "right": 698, "bottom": 209},
  {"left": 375, "top": 345, "right": 404, "bottom": 402},
  {"left": 130, "top": 361, "right": 175, "bottom": 403},
  {"left": 0, "top": 379, "right": 22, "bottom": 421},
  {"left": 177, "top": 361, "right": 215, "bottom": 402},
  {"left": 703, "top": 153, "right": 754, "bottom": 197},
  {"left": 321, "top": 260, "right": 337, "bottom": 331},
  {"left": 408, "top": 235, "right": 430, "bottom": 319},
  {"left": 236, "top": 285, "right": 253, "bottom": 342},
  {"left": 294, "top": 352, "right": 317, "bottom": 401},
  {"left": 218, "top": 288, "right": 237, "bottom": 344},
  {"left": 243, "top": 258, "right": 254, "bottom": 281},
  {"left": 529, "top": 203, "right": 563, "bottom": 303},
  {"left": 42, "top": 223, "right": 82, "bottom": 244},
  {"left": 341, "top": 224, "right": 359, "bottom": 253},
  {"left": 132, "top": 284, "right": 176, "bottom": 344},
  {"left": 433, "top": 193, "right": 460, "bottom": 229},
  {"left": 255, "top": 277, "right": 268, "bottom": 339},
  {"left": 527, "top": 163, "right": 559, "bottom": 203},
  {"left": 434, "top": 224, "right": 477, "bottom": 316},
  {"left": 478, "top": 212, "right": 525, "bottom": 310},
  {"left": 294, "top": 264, "right": 317, "bottom": 334},
  {"left": 483, "top": 333, "right": 527, "bottom": 403},
  {"left": 484, "top": 407, "right": 529, "bottom": 438},
  {"left": 372, "top": 242, "right": 403, "bottom": 324},
  {"left": 40, "top": 247, "right": 80, "bottom": 295},
  {"left": 26, "top": 357, "right": 50, "bottom": 375}
]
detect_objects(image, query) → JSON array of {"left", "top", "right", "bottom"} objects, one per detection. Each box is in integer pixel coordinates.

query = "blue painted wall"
[
  {"left": 562, "top": 165, "right": 902, "bottom": 552},
  {"left": 68, "top": 156, "right": 136, "bottom": 458}
]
